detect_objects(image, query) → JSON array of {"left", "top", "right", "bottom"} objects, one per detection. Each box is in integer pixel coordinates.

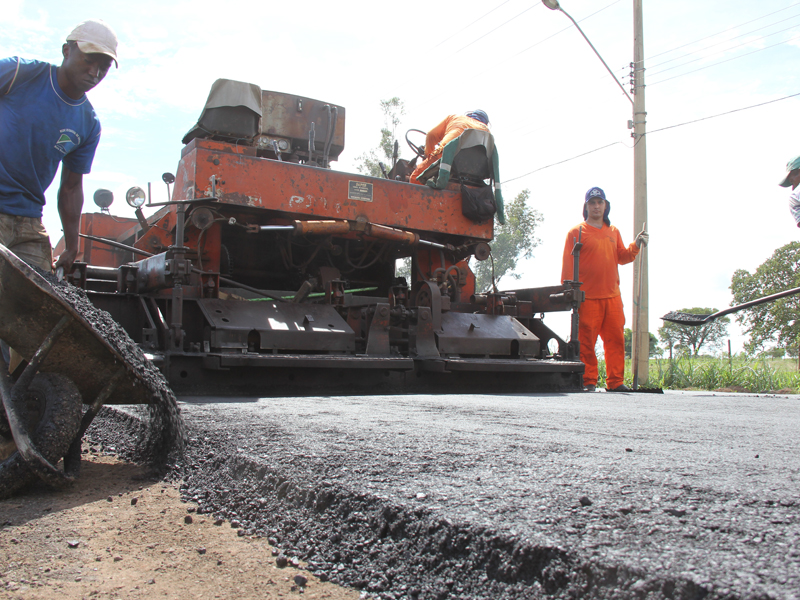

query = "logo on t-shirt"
[{"left": 54, "top": 129, "right": 82, "bottom": 155}]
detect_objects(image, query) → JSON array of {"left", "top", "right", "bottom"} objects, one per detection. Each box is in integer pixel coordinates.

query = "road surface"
[{"left": 95, "top": 390, "right": 800, "bottom": 599}]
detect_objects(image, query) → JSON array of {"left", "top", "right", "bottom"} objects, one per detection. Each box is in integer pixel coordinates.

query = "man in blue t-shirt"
[{"left": 0, "top": 19, "right": 118, "bottom": 274}]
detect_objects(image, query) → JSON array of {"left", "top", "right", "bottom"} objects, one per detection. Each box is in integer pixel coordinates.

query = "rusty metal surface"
[
  {"left": 0, "top": 245, "right": 153, "bottom": 405},
  {"left": 503, "top": 285, "right": 574, "bottom": 313},
  {"left": 436, "top": 313, "right": 540, "bottom": 357},
  {"left": 196, "top": 298, "right": 355, "bottom": 353},
  {"left": 261, "top": 91, "right": 345, "bottom": 159},
  {"left": 172, "top": 139, "right": 492, "bottom": 241}
]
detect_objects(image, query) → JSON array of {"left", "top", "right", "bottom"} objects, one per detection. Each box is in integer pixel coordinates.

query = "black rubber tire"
[{"left": 0, "top": 372, "right": 83, "bottom": 499}]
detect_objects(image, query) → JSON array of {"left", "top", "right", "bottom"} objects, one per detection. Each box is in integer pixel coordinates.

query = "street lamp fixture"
[{"left": 541, "top": 0, "right": 632, "bottom": 104}]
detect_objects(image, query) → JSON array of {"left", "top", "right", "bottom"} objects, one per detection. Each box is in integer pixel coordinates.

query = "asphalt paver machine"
[{"left": 58, "top": 79, "right": 585, "bottom": 396}]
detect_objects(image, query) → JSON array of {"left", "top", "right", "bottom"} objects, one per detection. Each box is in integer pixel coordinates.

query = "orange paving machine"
[{"left": 58, "top": 80, "right": 584, "bottom": 396}]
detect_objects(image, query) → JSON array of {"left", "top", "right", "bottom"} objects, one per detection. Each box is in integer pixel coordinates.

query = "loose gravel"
[{"left": 39, "top": 269, "right": 186, "bottom": 469}]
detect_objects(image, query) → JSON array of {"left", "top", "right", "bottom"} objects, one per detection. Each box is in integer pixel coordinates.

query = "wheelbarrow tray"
[{"left": 0, "top": 244, "right": 157, "bottom": 406}]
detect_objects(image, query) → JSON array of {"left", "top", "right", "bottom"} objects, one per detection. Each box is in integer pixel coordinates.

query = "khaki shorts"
[
  {"left": 0, "top": 212, "right": 53, "bottom": 272},
  {"left": 0, "top": 213, "right": 53, "bottom": 372}
]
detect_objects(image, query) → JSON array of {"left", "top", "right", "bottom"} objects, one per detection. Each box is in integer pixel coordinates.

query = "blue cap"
[
  {"left": 584, "top": 186, "right": 606, "bottom": 202},
  {"left": 466, "top": 109, "right": 489, "bottom": 125},
  {"left": 583, "top": 186, "right": 611, "bottom": 225}
]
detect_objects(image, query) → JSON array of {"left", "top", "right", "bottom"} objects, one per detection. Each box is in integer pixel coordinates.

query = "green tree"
[
  {"left": 474, "top": 189, "right": 543, "bottom": 292},
  {"left": 623, "top": 328, "right": 660, "bottom": 357},
  {"left": 730, "top": 242, "right": 800, "bottom": 355},
  {"left": 657, "top": 308, "right": 730, "bottom": 356},
  {"left": 356, "top": 97, "right": 405, "bottom": 178}
]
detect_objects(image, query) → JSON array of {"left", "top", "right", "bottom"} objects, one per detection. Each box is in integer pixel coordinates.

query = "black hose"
[{"left": 323, "top": 106, "right": 338, "bottom": 168}]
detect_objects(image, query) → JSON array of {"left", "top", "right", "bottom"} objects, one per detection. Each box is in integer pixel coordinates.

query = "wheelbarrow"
[{"left": 0, "top": 244, "right": 161, "bottom": 498}]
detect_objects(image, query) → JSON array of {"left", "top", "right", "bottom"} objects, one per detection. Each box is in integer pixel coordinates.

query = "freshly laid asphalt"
[{"left": 96, "top": 390, "right": 800, "bottom": 599}]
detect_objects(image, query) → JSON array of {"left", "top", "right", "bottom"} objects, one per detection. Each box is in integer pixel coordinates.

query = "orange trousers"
[{"left": 579, "top": 295, "right": 626, "bottom": 389}]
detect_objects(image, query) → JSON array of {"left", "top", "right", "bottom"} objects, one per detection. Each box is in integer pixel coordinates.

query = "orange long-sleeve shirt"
[
  {"left": 410, "top": 115, "right": 490, "bottom": 184},
  {"left": 561, "top": 222, "right": 639, "bottom": 300},
  {"left": 423, "top": 115, "right": 489, "bottom": 156}
]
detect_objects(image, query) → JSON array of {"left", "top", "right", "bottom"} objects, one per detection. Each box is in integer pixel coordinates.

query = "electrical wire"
[
  {"left": 403, "top": 0, "right": 623, "bottom": 118},
  {"left": 648, "top": 23, "right": 800, "bottom": 79},
  {"left": 501, "top": 142, "right": 624, "bottom": 185},
  {"left": 510, "top": 0, "right": 622, "bottom": 59},
  {"left": 638, "top": 1, "right": 800, "bottom": 65},
  {"left": 386, "top": 1, "right": 538, "bottom": 100},
  {"left": 590, "top": 5, "right": 800, "bottom": 86},
  {"left": 649, "top": 34, "right": 800, "bottom": 86},
  {"left": 455, "top": 4, "right": 541, "bottom": 54},
  {"left": 645, "top": 91, "right": 800, "bottom": 135},
  {"left": 647, "top": 13, "right": 800, "bottom": 72},
  {"left": 434, "top": 0, "right": 514, "bottom": 49},
  {"left": 501, "top": 91, "right": 800, "bottom": 184}
]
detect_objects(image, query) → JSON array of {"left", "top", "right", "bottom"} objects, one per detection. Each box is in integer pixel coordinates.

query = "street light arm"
[{"left": 555, "top": 7, "right": 634, "bottom": 105}]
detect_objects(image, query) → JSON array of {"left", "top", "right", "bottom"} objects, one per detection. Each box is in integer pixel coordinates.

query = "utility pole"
[
  {"left": 542, "top": 0, "right": 650, "bottom": 384},
  {"left": 631, "top": 0, "right": 649, "bottom": 384}
]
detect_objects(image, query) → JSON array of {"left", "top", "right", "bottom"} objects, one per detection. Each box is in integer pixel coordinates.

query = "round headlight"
[
  {"left": 125, "top": 186, "right": 147, "bottom": 208},
  {"left": 93, "top": 188, "right": 114, "bottom": 209}
]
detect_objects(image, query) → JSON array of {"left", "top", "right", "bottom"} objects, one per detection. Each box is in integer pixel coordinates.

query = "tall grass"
[{"left": 594, "top": 356, "right": 800, "bottom": 393}]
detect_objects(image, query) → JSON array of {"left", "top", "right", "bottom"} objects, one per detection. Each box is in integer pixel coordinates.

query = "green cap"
[{"left": 779, "top": 154, "right": 800, "bottom": 187}]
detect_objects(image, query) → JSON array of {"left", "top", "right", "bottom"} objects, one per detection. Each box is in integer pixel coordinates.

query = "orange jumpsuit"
[
  {"left": 410, "top": 115, "right": 490, "bottom": 184},
  {"left": 561, "top": 222, "right": 640, "bottom": 389}
]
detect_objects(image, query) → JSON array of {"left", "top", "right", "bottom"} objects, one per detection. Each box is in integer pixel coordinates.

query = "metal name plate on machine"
[{"left": 197, "top": 298, "right": 355, "bottom": 353}]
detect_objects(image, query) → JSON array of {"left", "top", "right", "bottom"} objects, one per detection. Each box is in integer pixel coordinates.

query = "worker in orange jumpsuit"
[
  {"left": 410, "top": 110, "right": 490, "bottom": 184},
  {"left": 561, "top": 187, "right": 648, "bottom": 392}
]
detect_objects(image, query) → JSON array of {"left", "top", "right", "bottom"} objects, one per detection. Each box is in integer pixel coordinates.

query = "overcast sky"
[{"left": 5, "top": 0, "right": 800, "bottom": 354}]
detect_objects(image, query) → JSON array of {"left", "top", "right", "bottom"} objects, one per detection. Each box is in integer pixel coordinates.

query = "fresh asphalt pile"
[
  {"left": 42, "top": 269, "right": 186, "bottom": 468},
  {"left": 86, "top": 394, "right": 800, "bottom": 600}
]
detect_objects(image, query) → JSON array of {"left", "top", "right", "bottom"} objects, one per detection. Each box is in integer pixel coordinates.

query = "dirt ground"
[{"left": 0, "top": 447, "right": 361, "bottom": 600}]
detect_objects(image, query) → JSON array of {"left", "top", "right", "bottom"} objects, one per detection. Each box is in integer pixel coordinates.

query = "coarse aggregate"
[
  {"left": 40, "top": 269, "right": 186, "bottom": 468},
  {"left": 85, "top": 393, "right": 800, "bottom": 600}
]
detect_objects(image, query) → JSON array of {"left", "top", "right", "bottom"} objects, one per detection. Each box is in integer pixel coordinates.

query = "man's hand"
[
  {"left": 635, "top": 226, "right": 649, "bottom": 248},
  {"left": 53, "top": 248, "right": 78, "bottom": 272}
]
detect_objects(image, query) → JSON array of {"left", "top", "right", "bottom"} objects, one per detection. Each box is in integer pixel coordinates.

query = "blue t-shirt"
[{"left": 0, "top": 57, "right": 101, "bottom": 218}]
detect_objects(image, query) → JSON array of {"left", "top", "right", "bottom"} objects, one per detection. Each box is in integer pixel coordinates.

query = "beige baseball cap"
[{"left": 66, "top": 19, "right": 118, "bottom": 68}]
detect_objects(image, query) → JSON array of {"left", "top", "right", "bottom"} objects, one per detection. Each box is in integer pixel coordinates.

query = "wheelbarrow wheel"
[{"left": 0, "top": 372, "right": 82, "bottom": 499}]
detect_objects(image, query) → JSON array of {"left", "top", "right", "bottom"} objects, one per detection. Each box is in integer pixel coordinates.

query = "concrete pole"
[{"left": 631, "top": 0, "right": 649, "bottom": 383}]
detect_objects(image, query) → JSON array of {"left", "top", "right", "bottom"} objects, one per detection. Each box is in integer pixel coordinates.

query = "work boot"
[
  {"left": 583, "top": 384, "right": 596, "bottom": 392},
  {"left": 607, "top": 384, "right": 632, "bottom": 392}
]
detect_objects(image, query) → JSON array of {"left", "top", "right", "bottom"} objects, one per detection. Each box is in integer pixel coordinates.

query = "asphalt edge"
[{"left": 86, "top": 406, "right": 736, "bottom": 600}]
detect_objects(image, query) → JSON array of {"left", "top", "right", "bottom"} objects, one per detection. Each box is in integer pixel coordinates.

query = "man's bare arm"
[{"left": 54, "top": 166, "right": 84, "bottom": 271}]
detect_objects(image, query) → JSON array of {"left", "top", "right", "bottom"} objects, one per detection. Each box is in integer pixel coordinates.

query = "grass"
[{"left": 594, "top": 356, "right": 800, "bottom": 393}]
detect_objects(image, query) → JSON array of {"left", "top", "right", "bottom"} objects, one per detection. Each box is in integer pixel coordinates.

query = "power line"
[
  {"left": 646, "top": 91, "right": 800, "bottom": 135},
  {"left": 511, "top": 0, "right": 622, "bottom": 59},
  {"left": 434, "top": 0, "right": 515, "bottom": 49},
  {"left": 649, "top": 34, "right": 800, "bottom": 86},
  {"left": 386, "top": 1, "right": 541, "bottom": 105},
  {"left": 647, "top": 13, "right": 800, "bottom": 72},
  {"left": 501, "top": 142, "right": 624, "bottom": 184},
  {"left": 403, "top": 0, "right": 622, "bottom": 119},
  {"left": 638, "top": 1, "right": 800, "bottom": 64},
  {"left": 648, "top": 22, "right": 800, "bottom": 79},
  {"left": 455, "top": 4, "right": 541, "bottom": 55},
  {"left": 502, "top": 91, "right": 800, "bottom": 184}
]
